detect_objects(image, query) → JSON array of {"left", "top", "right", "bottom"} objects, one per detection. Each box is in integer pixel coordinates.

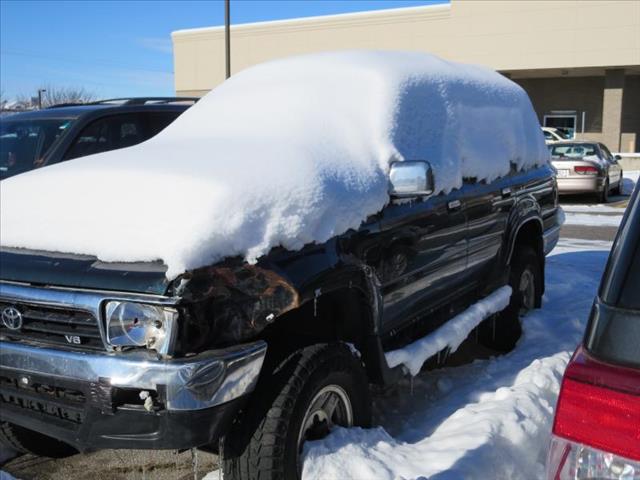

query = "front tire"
[
  {"left": 479, "top": 245, "right": 542, "bottom": 352},
  {"left": 0, "top": 421, "right": 77, "bottom": 459},
  {"left": 222, "top": 343, "right": 371, "bottom": 480}
]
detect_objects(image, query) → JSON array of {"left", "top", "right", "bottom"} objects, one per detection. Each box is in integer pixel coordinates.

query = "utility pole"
[
  {"left": 37, "top": 89, "right": 46, "bottom": 109},
  {"left": 225, "top": 0, "right": 231, "bottom": 79}
]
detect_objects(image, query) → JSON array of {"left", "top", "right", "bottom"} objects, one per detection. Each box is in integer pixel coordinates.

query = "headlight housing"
[{"left": 105, "top": 301, "right": 178, "bottom": 355}]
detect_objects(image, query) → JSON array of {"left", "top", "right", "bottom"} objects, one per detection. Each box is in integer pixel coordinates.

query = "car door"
[
  {"left": 599, "top": 143, "right": 622, "bottom": 187},
  {"left": 464, "top": 176, "right": 514, "bottom": 281},
  {"left": 376, "top": 189, "right": 468, "bottom": 336}
]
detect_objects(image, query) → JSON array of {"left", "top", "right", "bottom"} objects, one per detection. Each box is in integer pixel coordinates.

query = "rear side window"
[
  {"left": 144, "top": 112, "right": 180, "bottom": 138},
  {"left": 618, "top": 242, "right": 640, "bottom": 309},
  {"left": 64, "top": 114, "right": 144, "bottom": 160}
]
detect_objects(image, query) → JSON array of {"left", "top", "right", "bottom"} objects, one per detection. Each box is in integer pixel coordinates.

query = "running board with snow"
[{"left": 384, "top": 286, "right": 513, "bottom": 377}]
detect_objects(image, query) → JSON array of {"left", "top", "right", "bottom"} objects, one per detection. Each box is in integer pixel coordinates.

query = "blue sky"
[{"left": 1, "top": 0, "right": 445, "bottom": 100}]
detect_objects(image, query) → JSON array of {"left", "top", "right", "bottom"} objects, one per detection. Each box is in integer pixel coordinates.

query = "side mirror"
[
  {"left": 614, "top": 154, "right": 622, "bottom": 161},
  {"left": 389, "top": 161, "right": 434, "bottom": 197}
]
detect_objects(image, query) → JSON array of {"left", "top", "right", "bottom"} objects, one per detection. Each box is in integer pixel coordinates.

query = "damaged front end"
[{"left": 169, "top": 259, "right": 300, "bottom": 353}]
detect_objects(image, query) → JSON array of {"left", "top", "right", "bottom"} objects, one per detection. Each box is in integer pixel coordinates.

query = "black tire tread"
[
  {"left": 0, "top": 421, "right": 76, "bottom": 459},
  {"left": 222, "top": 343, "right": 370, "bottom": 480},
  {"left": 479, "top": 245, "right": 542, "bottom": 352}
]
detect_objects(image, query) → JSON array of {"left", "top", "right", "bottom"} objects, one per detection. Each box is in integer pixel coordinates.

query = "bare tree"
[{"left": 38, "top": 85, "right": 97, "bottom": 107}]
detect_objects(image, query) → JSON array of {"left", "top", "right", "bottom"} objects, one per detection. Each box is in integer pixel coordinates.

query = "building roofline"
[{"left": 172, "top": 2, "right": 451, "bottom": 39}]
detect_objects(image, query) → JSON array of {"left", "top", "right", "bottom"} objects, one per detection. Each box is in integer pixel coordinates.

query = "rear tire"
[
  {"left": 598, "top": 179, "right": 609, "bottom": 203},
  {"left": 0, "top": 421, "right": 77, "bottom": 459},
  {"left": 479, "top": 246, "right": 542, "bottom": 352},
  {"left": 222, "top": 343, "right": 371, "bottom": 480}
]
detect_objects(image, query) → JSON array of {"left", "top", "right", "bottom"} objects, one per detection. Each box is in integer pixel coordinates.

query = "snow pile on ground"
[
  {"left": 0, "top": 51, "right": 548, "bottom": 278},
  {"left": 301, "top": 239, "right": 610, "bottom": 480},
  {"left": 386, "top": 286, "right": 512, "bottom": 376}
]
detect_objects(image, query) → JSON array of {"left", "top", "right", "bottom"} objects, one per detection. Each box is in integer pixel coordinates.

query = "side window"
[
  {"left": 600, "top": 144, "right": 614, "bottom": 162},
  {"left": 143, "top": 112, "right": 180, "bottom": 140},
  {"left": 63, "top": 114, "right": 143, "bottom": 160},
  {"left": 64, "top": 117, "right": 110, "bottom": 160}
]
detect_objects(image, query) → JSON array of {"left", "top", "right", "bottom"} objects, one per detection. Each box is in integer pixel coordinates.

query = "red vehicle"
[{"left": 547, "top": 182, "right": 640, "bottom": 479}]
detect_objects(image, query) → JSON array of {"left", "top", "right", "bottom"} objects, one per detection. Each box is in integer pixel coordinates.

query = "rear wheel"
[
  {"left": 0, "top": 421, "right": 77, "bottom": 459},
  {"left": 222, "top": 343, "right": 371, "bottom": 480},
  {"left": 598, "top": 179, "right": 610, "bottom": 203},
  {"left": 479, "top": 245, "right": 541, "bottom": 352}
]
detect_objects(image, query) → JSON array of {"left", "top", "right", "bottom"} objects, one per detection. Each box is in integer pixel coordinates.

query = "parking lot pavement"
[
  {"left": 559, "top": 194, "right": 629, "bottom": 242},
  {"left": 2, "top": 448, "right": 219, "bottom": 480}
]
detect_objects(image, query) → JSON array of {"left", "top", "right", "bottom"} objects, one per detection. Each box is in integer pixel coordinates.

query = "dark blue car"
[{"left": 0, "top": 97, "right": 196, "bottom": 179}]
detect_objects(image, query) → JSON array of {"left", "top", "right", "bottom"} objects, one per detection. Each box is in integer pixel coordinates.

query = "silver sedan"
[{"left": 550, "top": 141, "right": 623, "bottom": 203}]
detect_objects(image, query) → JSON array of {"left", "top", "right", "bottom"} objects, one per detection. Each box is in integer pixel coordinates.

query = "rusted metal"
[{"left": 172, "top": 261, "right": 299, "bottom": 345}]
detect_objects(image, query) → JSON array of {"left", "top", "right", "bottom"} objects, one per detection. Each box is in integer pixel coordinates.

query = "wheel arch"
[{"left": 505, "top": 216, "right": 545, "bottom": 304}]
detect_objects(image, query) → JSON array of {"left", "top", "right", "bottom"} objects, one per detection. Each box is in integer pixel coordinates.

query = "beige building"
[{"left": 172, "top": 0, "right": 640, "bottom": 152}]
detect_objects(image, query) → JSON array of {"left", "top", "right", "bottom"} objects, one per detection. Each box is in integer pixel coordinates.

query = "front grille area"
[
  {"left": 0, "top": 372, "right": 86, "bottom": 427},
  {"left": 0, "top": 302, "right": 104, "bottom": 350}
]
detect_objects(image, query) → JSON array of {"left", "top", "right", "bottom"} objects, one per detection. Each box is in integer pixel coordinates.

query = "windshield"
[
  {"left": 550, "top": 143, "right": 597, "bottom": 159},
  {"left": 0, "top": 117, "right": 74, "bottom": 179}
]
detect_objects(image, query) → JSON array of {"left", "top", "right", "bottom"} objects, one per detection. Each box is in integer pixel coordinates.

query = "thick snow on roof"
[{"left": 0, "top": 51, "right": 548, "bottom": 278}]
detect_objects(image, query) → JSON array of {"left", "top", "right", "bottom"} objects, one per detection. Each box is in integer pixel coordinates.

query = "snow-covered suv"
[{"left": 0, "top": 51, "right": 560, "bottom": 479}]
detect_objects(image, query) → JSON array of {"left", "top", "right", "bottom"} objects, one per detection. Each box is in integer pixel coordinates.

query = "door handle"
[{"left": 447, "top": 199, "right": 462, "bottom": 211}]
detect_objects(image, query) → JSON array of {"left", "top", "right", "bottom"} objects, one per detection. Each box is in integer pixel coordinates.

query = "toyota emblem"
[{"left": 1, "top": 306, "right": 23, "bottom": 330}]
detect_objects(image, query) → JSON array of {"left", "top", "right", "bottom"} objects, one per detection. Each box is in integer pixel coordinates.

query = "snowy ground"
[{"left": 301, "top": 238, "right": 611, "bottom": 480}]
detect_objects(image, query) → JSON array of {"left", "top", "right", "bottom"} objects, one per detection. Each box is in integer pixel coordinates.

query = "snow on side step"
[{"left": 385, "top": 286, "right": 512, "bottom": 376}]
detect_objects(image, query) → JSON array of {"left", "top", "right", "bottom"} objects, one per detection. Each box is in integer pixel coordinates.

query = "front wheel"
[
  {"left": 222, "top": 343, "right": 371, "bottom": 480},
  {"left": 0, "top": 421, "right": 77, "bottom": 459}
]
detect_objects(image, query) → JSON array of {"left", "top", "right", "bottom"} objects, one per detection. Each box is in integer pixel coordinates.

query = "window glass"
[
  {"left": 64, "top": 114, "right": 143, "bottom": 160},
  {"left": 619, "top": 243, "right": 640, "bottom": 309},
  {"left": 543, "top": 130, "right": 553, "bottom": 140},
  {"left": 543, "top": 116, "right": 576, "bottom": 139},
  {"left": 550, "top": 143, "right": 597, "bottom": 158},
  {"left": 144, "top": 112, "right": 180, "bottom": 138},
  {"left": 600, "top": 144, "right": 614, "bottom": 161},
  {"left": 0, "top": 117, "right": 74, "bottom": 178}
]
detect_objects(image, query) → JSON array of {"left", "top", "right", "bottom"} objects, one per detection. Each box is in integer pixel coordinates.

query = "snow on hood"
[{"left": 0, "top": 51, "right": 548, "bottom": 279}]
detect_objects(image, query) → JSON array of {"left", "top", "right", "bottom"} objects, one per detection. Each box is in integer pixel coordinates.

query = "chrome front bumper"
[{"left": 0, "top": 340, "right": 267, "bottom": 411}]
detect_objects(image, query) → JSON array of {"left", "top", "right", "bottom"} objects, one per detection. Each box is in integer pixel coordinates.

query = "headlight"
[{"left": 105, "top": 301, "right": 178, "bottom": 355}]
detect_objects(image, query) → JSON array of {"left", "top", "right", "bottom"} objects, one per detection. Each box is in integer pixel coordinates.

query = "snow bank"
[
  {"left": 386, "top": 286, "right": 512, "bottom": 376},
  {"left": 301, "top": 239, "right": 610, "bottom": 480},
  {"left": 0, "top": 51, "right": 548, "bottom": 278}
]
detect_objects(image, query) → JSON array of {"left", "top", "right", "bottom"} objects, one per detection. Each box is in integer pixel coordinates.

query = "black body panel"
[{"left": 0, "top": 248, "right": 169, "bottom": 295}]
